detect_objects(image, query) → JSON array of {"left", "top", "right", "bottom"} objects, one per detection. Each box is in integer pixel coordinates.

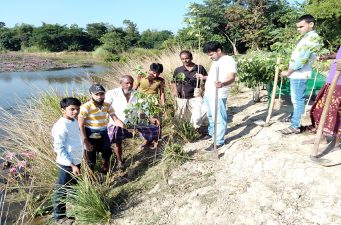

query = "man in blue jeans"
[
  {"left": 280, "top": 14, "right": 322, "bottom": 135},
  {"left": 198, "top": 41, "right": 237, "bottom": 150}
]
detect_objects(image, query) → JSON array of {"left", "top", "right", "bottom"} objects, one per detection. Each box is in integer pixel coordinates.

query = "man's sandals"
[{"left": 278, "top": 126, "right": 301, "bottom": 135}]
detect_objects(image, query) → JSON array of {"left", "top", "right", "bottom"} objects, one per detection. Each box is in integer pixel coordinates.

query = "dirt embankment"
[
  {"left": 0, "top": 52, "right": 94, "bottom": 72},
  {"left": 113, "top": 88, "right": 341, "bottom": 225}
]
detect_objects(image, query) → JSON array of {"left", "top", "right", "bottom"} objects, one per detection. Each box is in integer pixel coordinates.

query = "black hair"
[
  {"left": 150, "top": 63, "right": 163, "bottom": 74},
  {"left": 179, "top": 50, "right": 193, "bottom": 59},
  {"left": 297, "top": 14, "right": 315, "bottom": 24},
  {"left": 203, "top": 41, "right": 223, "bottom": 53},
  {"left": 60, "top": 97, "right": 81, "bottom": 109}
]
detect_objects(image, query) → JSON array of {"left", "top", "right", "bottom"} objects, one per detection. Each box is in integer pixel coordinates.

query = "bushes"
[{"left": 236, "top": 51, "right": 284, "bottom": 88}]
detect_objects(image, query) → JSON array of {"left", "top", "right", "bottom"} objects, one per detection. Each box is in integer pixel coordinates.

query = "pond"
[{"left": 0, "top": 65, "right": 110, "bottom": 110}]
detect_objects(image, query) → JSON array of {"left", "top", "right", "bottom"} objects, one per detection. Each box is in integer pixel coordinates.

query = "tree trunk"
[{"left": 218, "top": 28, "right": 240, "bottom": 55}]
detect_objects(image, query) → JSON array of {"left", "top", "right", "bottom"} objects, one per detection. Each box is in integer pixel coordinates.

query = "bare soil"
[{"left": 112, "top": 87, "right": 341, "bottom": 225}]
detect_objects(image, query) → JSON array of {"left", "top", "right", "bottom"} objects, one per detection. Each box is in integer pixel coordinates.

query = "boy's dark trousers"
[
  {"left": 85, "top": 127, "right": 112, "bottom": 171},
  {"left": 54, "top": 164, "right": 80, "bottom": 221}
]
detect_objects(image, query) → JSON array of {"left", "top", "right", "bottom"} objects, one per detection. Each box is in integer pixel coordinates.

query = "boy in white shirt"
[{"left": 52, "top": 97, "right": 83, "bottom": 224}]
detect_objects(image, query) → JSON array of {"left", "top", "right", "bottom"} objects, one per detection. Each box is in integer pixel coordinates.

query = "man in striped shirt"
[{"left": 78, "top": 84, "right": 124, "bottom": 173}]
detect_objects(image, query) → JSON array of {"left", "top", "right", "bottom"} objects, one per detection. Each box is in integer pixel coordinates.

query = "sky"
[{"left": 1, "top": 0, "right": 204, "bottom": 34}]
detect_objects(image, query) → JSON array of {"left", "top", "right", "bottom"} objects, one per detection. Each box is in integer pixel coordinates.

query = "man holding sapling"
[
  {"left": 202, "top": 41, "right": 237, "bottom": 151},
  {"left": 172, "top": 50, "right": 208, "bottom": 130},
  {"left": 105, "top": 75, "right": 136, "bottom": 169},
  {"left": 106, "top": 75, "right": 161, "bottom": 162},
  {"left": 279, "top": 14, "right": 322, "bottom": 135}
]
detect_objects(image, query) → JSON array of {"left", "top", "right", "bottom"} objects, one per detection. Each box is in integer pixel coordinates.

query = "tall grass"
[
  {"left": 0, "top": 90, "right": 89, "bottom": 222},
  {"left": 66, "top": 174, "right": 112, "bottom": 224},
  {"left": 0, "top": 48, "right": 211, "bottom": 223}
]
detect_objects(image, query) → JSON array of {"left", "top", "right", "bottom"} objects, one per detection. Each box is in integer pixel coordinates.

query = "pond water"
[{"left": 0, "top": 65, "right": 110, "bottom": 110}]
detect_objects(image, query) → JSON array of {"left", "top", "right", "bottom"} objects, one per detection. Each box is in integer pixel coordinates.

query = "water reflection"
[{"left": 0, "top": 65, "right": 109, "bottom": 110}]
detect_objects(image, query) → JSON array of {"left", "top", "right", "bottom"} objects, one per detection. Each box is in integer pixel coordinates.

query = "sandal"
[{"left": 278, "top": 126, "right": 300, "bottom": 135}]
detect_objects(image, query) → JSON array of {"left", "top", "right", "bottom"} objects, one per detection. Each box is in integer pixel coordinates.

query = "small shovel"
[
  {"left": 262, "top": 57, "right": 281, "bottom": 127},
  {"left": 274, "top": 76, "right": 284, "bottom": 111},
  {"left": 301, "top": 63, "right": 320, "bottom": 127}
]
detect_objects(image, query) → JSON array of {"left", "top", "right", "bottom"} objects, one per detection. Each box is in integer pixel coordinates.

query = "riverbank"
[{"left": 0, "top": 51, "right": 101, "bottom": 72}]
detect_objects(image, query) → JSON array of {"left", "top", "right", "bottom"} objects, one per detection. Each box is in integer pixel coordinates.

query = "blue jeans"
[
  {"left": 204, "top": 96, "right": 227, "bottom": 145},
  {"left": 54, "top": 164, "right": 80, "bottom": 220},
  {"left": 290, "top": 79, "right": 307, "bottom": 129}
]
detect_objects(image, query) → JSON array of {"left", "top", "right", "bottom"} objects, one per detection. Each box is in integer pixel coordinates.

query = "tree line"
[{"left": 0, "top": 0, "right": 340, "bottom": 56}]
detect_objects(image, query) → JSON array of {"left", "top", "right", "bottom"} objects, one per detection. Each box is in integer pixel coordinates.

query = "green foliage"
[
  {"left": 66, "top": 177, "right": 111, "bottom": 224},
  {"left": 100, "top": 30, "right": 127, "bottom": 54},
  {"left": 124, "top": 92, "right": 163, "bottom": 125},
  {"left": 123, "top": 19, "right": 140, "bottom": 48},
  {"left": 174, "top": 119, "right": 201, "bottom": 142},
  {"left": 133, "top": 65, "right": 148, "bottom": 77},
  {"left": 237, "top": 51, "right": 288, "bottom": 88},
  {"left": 174, "top": 72, "right": 186, "bottom": 82},
  {"left": 304, "top": 0, "right": 341, "bottom": 50},
  {"left": 138, "top": 29, "right": 174, "bottom": 49},
  {"left": 29, "top": 23, "right": 68, "bottom": 52},
  {"left": 0, "top": 28, "right": 21, "bottom": 50},
  {"left": 162, "top": 142, "right": 189, "bottom": 164},
  {"left": 186, "top": 0, "right": 237, "bottom": 53},
  {"left": 86, "top": 22, "right": 108, "bottom": 40},
  {"left": 13, "top": 23, "right": 34, "bottom": 48}
]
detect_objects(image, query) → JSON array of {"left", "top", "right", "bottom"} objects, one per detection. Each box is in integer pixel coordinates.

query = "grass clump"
[
  {"left": 173, "top": 119, "right": 200, "bottom": 142},
  {"left": 162, "top": 142, "right": 189, "bottom": 164},
  {"left": 66, "top": 176, "right": 112, "bottom": 224}
]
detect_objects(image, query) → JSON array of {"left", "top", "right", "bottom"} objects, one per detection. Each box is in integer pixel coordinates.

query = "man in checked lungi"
[{"left": 105, "top": 75, "right": 160, "bottom": 169}]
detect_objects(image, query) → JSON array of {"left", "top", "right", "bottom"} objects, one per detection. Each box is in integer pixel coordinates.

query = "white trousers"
[{"left": 175, "top": 97, "right": 207, "bottom": 128}]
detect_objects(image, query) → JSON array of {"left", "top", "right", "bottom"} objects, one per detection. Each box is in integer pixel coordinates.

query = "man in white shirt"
[
  {"left": 105, "top": 75, "right": 136, "bottom": 169},
  {"left": 198, "top": 41, "right": 237, "bottom": 151}
]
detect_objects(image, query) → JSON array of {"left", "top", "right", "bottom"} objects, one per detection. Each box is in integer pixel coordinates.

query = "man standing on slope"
[
  {"left": 279, "top": 14, "right": 322, "bottom": 135},
  {"left": 200, "top": 41, "right": 237, "bottom": 151}
]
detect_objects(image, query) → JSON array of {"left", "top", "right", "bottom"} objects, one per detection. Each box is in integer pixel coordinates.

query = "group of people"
[
  {"left": 51, "top": 13, "right": 341, "bottom": 224},
  {"left": 51, "top": 40, "right": 236, "bottom": 223}
]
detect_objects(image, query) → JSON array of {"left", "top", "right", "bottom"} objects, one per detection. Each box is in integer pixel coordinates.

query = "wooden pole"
[
  {"left": 312, "top": 70, "right": 341, "bottom": 157},
  {"left": 265, "top": 57, "right": 281, "bottom": 124},
  {"left": 214, "top": 66, "right": 219, "bottom": 151}
]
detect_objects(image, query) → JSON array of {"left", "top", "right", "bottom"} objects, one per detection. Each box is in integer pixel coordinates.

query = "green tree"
[
  {"left": 123, "top": 19, "right": 140, "bottom": 48},
  {"left": 66, "top": 24, "right": 94, "bottom": 51},
  {"left": 0, "top": 22, "right": 6, "bottom": 29},
  {"left": 139, "top": 29, "right": 174, "bottom": 49},
  {"left": 100, "top": 29, "right": 127, "bottom": 54},
  {"left": 86, "top": 23, "right": 108, "bottom": 47},
  {"left": 0, "top": 28, "right": 21, "bottom": 50},
  {"left": 186, "top": 0, "right": 240, "bottom": 54},
  {"left": 30, "top": 23, "right": 70, "bottom": 51},
  {"left": 13, "top": 23, "right": 34, "bottom": 48},
  {"left": 304, "top": 0, "right": 341, "bottom": 50}
]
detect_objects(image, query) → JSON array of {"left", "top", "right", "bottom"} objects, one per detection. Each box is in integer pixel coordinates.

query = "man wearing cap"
[{"left": 78, "top": 83, "right": 125, "bottom": 173}]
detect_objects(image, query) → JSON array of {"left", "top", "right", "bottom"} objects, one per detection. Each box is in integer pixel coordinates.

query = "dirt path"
[{"left": 115, "top": 87, "right": 341, "bottom": 225}]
